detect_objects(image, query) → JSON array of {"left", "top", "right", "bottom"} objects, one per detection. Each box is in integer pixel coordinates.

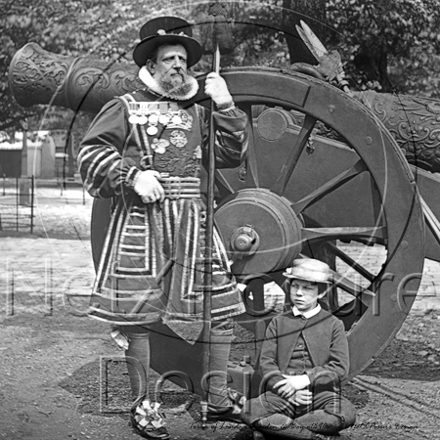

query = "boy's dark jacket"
[{"left": 259, "top": 308, "right": 349, "bottom": 391}]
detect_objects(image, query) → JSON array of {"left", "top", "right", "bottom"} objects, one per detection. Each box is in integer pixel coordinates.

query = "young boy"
[{"left": 242, "top": 258, "right": 356, "bottom": 439}]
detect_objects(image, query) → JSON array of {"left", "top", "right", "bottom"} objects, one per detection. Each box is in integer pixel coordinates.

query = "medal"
[
  {"left": 148, "top": 113, "right": 159, "bottom": 124},
  {"left": 147, "top": 125, "right": 158, "bottom": 136},
  {"left": 170, "top": 130, "right": 187, "bottom": 148},
  {"left": 129, "top": 114, "right": 139, "bottom": 124},
  {"left": 151, "top": 138, "right": 169, "bottom": 154},
  {"left": 137, "top": 115, "right": 148, "bottom": 125},
  {"left": 159, "top": 114, "right": 170, "bottom": 125}
]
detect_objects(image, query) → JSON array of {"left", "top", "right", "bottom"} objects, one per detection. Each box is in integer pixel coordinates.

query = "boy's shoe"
[
  {"left": 206, "top": 388, "right": 247, "bottom": 423},
  {"left": 255, "top": 413, "right": 293, "bottom": 430},
  {"left": 254, "top": 414, "right": 314, "bottom": 439},
  {"left": 227, "top": 388, "right": 247, "bottom": 407},
  {"left": 206, "top": 403, "right": 243, "bottom": 423},
  {"left": 130, "top": 396, "right": 170, "bottom": 439}
]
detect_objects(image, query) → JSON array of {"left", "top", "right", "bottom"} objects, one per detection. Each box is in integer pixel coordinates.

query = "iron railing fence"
[
  {"left": 0, "top": 176, "right": 87, "bottom": 233},
  {"left": 0, "top": 175, "right": 35, "bottom": 233}
]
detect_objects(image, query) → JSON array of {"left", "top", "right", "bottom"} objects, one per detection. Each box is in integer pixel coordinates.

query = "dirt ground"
[
  {"left": 1, "top": 186, "right": 440, "bottom": 439},
  {"left": 1, "top": 307, "right": 439, "bottom": 440}
]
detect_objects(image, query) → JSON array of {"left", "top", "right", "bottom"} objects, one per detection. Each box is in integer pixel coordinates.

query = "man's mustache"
[
  {"left": 168, "top": 70, "right": 186, "bottom": 79},
  {"left": 159, "top": 70, "right": 193, "bottom": 97}
]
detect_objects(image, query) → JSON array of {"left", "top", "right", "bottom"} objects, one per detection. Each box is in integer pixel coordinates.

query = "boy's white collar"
[
  {"left": 292, "top": 304, "right": 322, "bottom": 319},
  {"left": 138, "top": 66, "right": 199, "bottom": 101}
]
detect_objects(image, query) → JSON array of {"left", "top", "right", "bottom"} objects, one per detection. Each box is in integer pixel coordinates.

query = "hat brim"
[
  {"left": 133, "top": 34, "right": 203, "bottom": 67},
  {"left": 283, "top": 273, "right": 331, "bottom": 284},
  {"left": 282, "top": 269, "right": 332, "bottom": 284}
]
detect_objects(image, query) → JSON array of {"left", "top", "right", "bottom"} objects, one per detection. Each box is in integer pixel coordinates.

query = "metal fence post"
[
  {"left": 30, "top": 175, "right": 34, "bottom": 233},
  {"left": 15, "top": 177, "right": 18, "bottom": 231},
  {"left": 45, "top": 258, "right": 53, "bottom": 316}
]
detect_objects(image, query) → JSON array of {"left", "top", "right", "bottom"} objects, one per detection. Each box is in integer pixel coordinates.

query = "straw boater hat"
[
  {"left": 282, "top": 258, "right": 332, "bottom": 284},
  {"left": 133, "top": 16, "right": 203, "bottom": 68}
]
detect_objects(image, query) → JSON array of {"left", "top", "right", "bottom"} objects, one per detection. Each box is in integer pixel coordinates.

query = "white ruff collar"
[{"left": 138, "top": 66, "right": 199, "bottom": 101}]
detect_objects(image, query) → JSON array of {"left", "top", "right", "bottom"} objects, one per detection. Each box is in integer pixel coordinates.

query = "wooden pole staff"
[{"left": 201, "top": 1, "right": 233, "bottom": 427}]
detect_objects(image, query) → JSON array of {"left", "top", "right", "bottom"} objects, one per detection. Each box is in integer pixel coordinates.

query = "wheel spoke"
[
  {"left": 325, "top": 241, "right": 375, "bottom": 282},
  {"left": 302, "top": 226, "right": 386, "bottom": 243},
  {"left": 238, "top": 103, "right": 260, "bottom": 188},
  {"left": 214, "top": 104, "right": 260, "bottom": 196},
  {"left": 331, "top": 270, "right": 375, "bottom": 307},
  {"left": 215, "top": 170, "right": 235, "bottom": 196},
  {"left": 247, "top": 105, "right": 261, "bottom": 188},
  {"left": 292, "top": 160, "right": 368, "bottom": 213},
  {"left": 271, "top": 114, "right": 317, "bottom": 196}
]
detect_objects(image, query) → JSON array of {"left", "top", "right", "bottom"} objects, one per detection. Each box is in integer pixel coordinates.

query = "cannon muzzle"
[{"left": 8, "top": 42, "right": 143, "bottom": 114}]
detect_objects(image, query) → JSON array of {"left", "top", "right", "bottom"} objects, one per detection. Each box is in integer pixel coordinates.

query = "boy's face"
[{"left": 289, "top": 279, "right": 325, "bottom": 312}]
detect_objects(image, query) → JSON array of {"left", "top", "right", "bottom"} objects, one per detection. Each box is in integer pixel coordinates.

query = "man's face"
[
  {"left": 289, "top": 279, "right": 324, "bottom": 313},
  {"left": 148, "top": 44, "right": 189, "bottom": 92}
]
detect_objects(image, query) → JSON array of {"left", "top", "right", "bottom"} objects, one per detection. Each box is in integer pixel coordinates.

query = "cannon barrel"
[
  {"left": 9, "top": 43, "right": 440, "bottom": 174},
  {"left": 8, "top": 42, "right": 143, "bottom": 114}
]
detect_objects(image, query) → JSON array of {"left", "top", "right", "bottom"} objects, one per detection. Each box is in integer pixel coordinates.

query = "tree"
[{"left": 326, "top": 0, "right": 440, "bottom": 95}]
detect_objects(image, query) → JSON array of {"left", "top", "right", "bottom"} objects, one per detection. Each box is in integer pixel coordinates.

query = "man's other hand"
[{"left": 133, "top": 170, "right": 165, "bottom": 204}]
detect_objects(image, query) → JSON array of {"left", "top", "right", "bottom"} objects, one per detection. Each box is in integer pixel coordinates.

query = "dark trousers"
[{"left": 242, "top": 389, "right": 356, "bottom": 435}]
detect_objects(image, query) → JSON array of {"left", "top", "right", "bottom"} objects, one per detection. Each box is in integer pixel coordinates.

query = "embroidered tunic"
[{"left": 78, "top": 87, "right": 249, "bottom": 341}]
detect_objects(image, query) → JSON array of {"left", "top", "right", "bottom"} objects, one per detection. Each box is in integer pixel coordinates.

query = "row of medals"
[{"left": 128, "top": 111, "right": 184, "bottom": 136}]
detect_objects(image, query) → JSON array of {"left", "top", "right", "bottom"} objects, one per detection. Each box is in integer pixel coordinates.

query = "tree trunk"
[
  {"left": 282, "top": 0, "right": 327, "bottom": 65},
  {"left": 378, "top": 51, "right": 391, "bottom": 93}
]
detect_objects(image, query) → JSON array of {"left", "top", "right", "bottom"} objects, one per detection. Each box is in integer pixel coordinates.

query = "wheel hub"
[{"left": 215, "top": 188, "right": 303, "bottom": 278}]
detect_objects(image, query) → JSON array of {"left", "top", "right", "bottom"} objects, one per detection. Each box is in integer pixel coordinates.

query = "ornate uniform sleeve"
[
  {"left": 200, "top": 105, "right": 249, "bottom": 169},
  {"left": 306, "top": 319, "right": 350, "bottom": 388},
  {"left": 77, "top": 98, "right": 141, "bottom": 198}
]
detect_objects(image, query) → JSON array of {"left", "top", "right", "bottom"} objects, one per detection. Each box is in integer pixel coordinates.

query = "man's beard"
[{"left": 158, "top": 72, "right": 193, "bottom": 98}]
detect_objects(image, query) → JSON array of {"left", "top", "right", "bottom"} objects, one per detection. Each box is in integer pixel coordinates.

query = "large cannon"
[{"left": 9, "top": 42, "right": 440, "bottom": 397}]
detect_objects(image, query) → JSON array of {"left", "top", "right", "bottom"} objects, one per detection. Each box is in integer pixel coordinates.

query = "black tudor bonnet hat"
[{"left": 133, "top": 16, "right": 203, "bottom": 67}]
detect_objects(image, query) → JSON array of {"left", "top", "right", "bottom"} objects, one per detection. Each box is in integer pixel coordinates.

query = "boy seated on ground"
[{"left": 241, "top": 258, "right": 356, "bottom": 439}]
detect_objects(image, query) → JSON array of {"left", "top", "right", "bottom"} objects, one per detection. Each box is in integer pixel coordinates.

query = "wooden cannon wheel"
[
  {"left": 211, "top": 67, "right": 425, "bottom": 378},
  {"left": 91, "top": 67, "right": 425, "bottom": 392}
]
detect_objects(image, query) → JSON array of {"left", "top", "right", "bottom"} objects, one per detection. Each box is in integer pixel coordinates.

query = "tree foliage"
[
  {"left": 2, "top": 0, "right": 440, "bottom": 133},
  {"left": 326, "top": 0, "right": 440, "bottom": 95}
]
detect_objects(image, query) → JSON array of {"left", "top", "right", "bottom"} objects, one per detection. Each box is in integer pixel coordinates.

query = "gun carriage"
[{"left": 9, "top": 38, "right": 440, "bottom": 398}]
